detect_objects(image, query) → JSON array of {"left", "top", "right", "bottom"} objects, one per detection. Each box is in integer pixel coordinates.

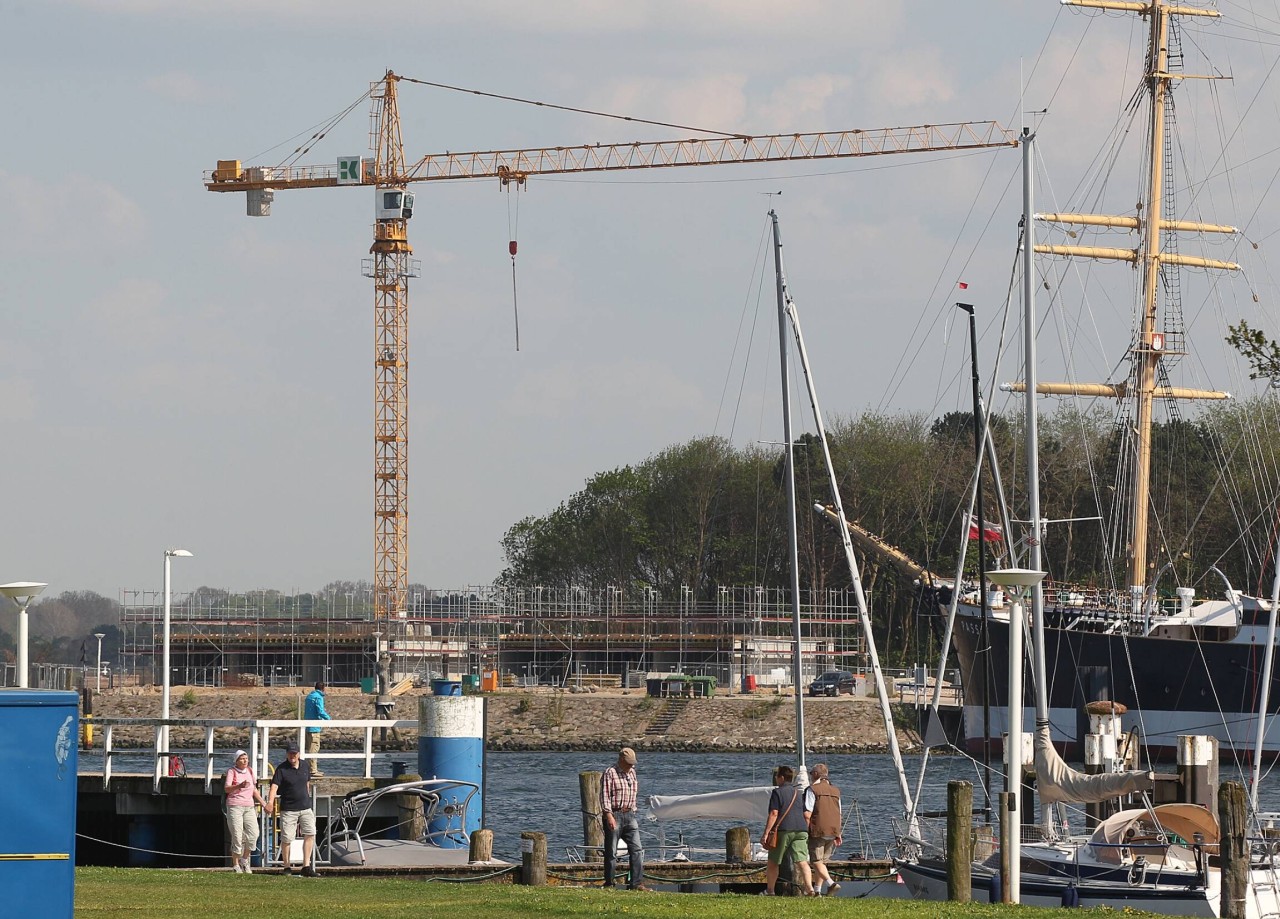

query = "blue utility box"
[{"left": 0, "top": 689, "right": 78, "bottom": 918}]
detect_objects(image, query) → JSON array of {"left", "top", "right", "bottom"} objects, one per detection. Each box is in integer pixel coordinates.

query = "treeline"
[{"left": 499, "top": 399, "right": 1280, "bottom": 665}]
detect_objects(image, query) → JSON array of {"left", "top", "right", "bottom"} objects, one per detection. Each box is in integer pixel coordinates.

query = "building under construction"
[{"left": 119, "top": 585, "right": 866, "bottom": 690}]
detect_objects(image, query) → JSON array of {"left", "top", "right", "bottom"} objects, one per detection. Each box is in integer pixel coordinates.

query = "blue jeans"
[{"left": 603, "top": 812, "right": 643, "bottom": 888}]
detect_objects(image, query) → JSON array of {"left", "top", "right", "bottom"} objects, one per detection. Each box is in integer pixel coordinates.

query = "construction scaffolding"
[{"left": 119, "top": 585, "right": 866, "bottom": 691}]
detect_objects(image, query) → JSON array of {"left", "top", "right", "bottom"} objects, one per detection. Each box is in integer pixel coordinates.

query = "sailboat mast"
[
  {"left": 1129, "top": 1, "right": 1173, "bottom": 602},
  {"left": 1022, "top": 127, "right": 1049, "bottom": 730},
  {"left": 771, "top": 210, "right": 807, "bottom": 771},
  {"left": 768, "top": 209, "right": 916, "bottom": 823}
]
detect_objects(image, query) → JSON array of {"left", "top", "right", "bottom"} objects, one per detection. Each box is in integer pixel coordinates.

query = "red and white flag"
[
  {"left": 966, "top": 513, "right": 1003, "bottom": 542},
  {"left": 957, "top": 281, "right": 969, "bottom": 290}
]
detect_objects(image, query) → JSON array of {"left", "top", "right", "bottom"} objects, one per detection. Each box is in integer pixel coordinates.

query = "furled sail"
[
  {"left": 1034, "top": 725, "right": 1154, "bottom": 805},
  {"left": 648, "top": 786, "right": 773, "bottom": 824}
]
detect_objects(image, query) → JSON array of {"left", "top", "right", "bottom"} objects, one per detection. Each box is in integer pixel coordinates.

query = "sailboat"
[
  {"left": 639, "top": 210, "right": 918, "bottom": 889},
  {"left": 944, "top": 0, "right": 1280, "bottom": 763},
  {"left": 895, "top": 2, "right": 1280, "bottom": 914}
]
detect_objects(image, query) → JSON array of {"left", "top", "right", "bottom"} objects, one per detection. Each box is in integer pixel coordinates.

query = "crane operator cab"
[{"left": 377, "top": 188, "right": 414, "bottom": 221}]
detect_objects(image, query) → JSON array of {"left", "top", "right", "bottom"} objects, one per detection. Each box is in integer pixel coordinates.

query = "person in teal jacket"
[{"left": 303, "top": 682, "right": 331, "bottom": 776}]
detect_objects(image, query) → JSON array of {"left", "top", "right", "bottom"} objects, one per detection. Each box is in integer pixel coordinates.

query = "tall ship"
[{"left": 944, "top": 0, "right": 1280, "bottom": 760}]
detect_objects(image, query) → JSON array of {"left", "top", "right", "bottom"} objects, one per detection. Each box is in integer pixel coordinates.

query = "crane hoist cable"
[{"left": 507, "top": 183, "right": 522, "bottom": 351}]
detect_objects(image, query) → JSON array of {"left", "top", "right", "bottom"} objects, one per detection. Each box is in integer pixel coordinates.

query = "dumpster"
[
  {"left": 0, "top": 689, "right": 78, "bottom": 919},
  {"left": 360, "top": 677, "right": 376, "bottom": 694},
  {"left": 431, "top": 679, "right": 462, "bottom": 696},
  {"left": 461, "top": 674, "right": 481, "bottom": 695}
]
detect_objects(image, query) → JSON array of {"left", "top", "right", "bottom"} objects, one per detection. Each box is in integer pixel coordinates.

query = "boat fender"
[
  {"left": 988, "top": 871, "right": 1002, "bottom": 904},
  {"left": 1062, "top": 882, "right": 1080, "bottom": 907}
]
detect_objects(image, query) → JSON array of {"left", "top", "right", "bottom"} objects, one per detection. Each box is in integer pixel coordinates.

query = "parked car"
[{"left": 808, "top": 670, "right": 855, "bottom": 697}]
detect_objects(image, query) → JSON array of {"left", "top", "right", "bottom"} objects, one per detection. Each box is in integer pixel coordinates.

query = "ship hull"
[
  {"left": 948, "top": 595, "right": 1280, "bottom": 759},
  {"left": 897, "top": 857, "right": 1217, "bottom": 915}
]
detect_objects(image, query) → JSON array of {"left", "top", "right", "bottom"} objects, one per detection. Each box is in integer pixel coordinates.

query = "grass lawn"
[{"left": 74, "top": 868, "right": 1151, "bottom": 918}]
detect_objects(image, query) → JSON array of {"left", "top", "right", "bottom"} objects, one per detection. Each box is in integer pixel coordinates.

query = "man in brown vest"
[{"left": 807, "top": 763, "right": 842, "bottom": 896}]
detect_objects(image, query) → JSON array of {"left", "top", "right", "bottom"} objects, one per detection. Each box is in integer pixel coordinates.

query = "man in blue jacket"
[{"left": 303, "top": 681, "right": 331, "bottom": 776}]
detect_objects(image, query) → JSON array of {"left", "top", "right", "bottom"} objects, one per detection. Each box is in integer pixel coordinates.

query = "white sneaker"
[
  {"left": 242, "top": 859, "right": 252, "bottom": 875},
  {"left": 233, "top": 862, "right": 244, "bottom": 874}
]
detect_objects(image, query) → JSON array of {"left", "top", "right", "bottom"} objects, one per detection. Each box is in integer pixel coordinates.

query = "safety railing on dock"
[{"left": 91, "top": 717, "right": 417, "bottom": 792}]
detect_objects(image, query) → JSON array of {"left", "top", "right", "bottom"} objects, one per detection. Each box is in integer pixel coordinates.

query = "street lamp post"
[
  {"left": 0, "top": 582, "right": 48, "bottom": 689},
  {"left": 986, "top": 567, "right": 1046, "bottom": 905},
  {"left": 94, "top": 632, "right": 106, "bottom": 693},
  {"left": 162, "top": 549, "right": 193, "bottom": 752}
]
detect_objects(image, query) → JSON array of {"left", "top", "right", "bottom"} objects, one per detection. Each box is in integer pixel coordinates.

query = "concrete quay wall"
[{"left": 93, "top": 686, "right": 920, "bottom": 754}]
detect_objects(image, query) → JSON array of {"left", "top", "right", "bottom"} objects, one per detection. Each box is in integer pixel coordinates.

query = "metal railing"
[{"left": 91, "top": 717, "right": 417, "bottom": 792}]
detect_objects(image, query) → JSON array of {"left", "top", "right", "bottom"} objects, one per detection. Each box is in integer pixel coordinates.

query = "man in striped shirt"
[{"left": 600, "top": 746, "right": 648, "bottom": 890}]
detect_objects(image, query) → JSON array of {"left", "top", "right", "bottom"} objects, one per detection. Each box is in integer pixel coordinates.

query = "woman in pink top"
[{"left": 224, "top": 750, "right": 266, "bottom": 873}]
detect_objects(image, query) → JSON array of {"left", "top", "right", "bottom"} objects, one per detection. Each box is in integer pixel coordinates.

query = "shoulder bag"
[{"left": 763, "top": 787, "right": 799, "bottom": 849}]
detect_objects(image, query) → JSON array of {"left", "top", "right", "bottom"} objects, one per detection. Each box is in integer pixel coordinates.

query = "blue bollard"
[{"left": 417, "top": 695, "right": 485, "bottom": 849}]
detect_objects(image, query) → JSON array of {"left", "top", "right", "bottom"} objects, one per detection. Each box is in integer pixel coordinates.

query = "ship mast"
[
  {"left": 1130, "top": 3, "right": 1172, "bottom": 600},
  {"left": 1018, "top": 0, "right": 1236, "bottom": 607}
]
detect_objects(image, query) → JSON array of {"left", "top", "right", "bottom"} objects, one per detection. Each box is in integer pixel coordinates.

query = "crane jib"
[{"left": 205, "top": 123, "right": 1019, "bottom": 193}]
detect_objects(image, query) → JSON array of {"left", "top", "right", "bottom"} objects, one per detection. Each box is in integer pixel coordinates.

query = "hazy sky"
[{"left": 3, "top": 1, "right": 1278, "bottom": 601}]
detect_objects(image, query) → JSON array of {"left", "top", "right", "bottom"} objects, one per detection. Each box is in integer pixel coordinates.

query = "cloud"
[
  {"left": 503, "top": 358, "right": 707, "bottom": 426},
  {"left": 861, "top": 50, "right": 957, "bottom": 113},
  {"left": 0, "top": 171, "right": 144, "bottom": 256},
  {"left": 593, "top": 74, "right": 749, "bottom": 134},
  {"left": 754, "top": 74, "right": 856, "bottom": 130},
  {"left": 82, "top": 278, "right": 174, "bottom": 351},
  {"left": 0, "top": 377, "right": 38, "bottom": 424},
  {"left": 145, "top": 70, "right": 207, "bottom": 103},
  {"left": 52, "top": 0, "right": 893, "bottom": 42}
]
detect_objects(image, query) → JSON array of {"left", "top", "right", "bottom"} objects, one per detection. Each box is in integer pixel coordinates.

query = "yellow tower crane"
[{"left": 205, "top": 69, "right": 1017, "bottom": 629}]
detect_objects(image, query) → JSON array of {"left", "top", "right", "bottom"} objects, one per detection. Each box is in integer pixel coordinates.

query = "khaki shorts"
[
  {"left": 809, "top": 837, "right": 836, "bottom": 863},
  {"left": 279, "top": 807, "right": 316, "bottom": 841}
]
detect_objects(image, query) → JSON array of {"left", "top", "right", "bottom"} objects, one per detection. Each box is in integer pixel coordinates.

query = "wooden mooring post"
[
  {"left": 520, "top": 831, "right": 547, "bottom": 886},
  {"left": 1219, "top": 781, "right": 1247, "bottom": 919},
  {"left": 947, "top": 780, "right": 973, "bottom": 902},
  {"left": 998, "top": 791, "right": 1011, "bottom": 904},
  {"left": 725, "top": 826, "right": 751, "bottom": 863},
  {"left": 578, "top": 771, "right": 603, "bottom": 861},
  {"left": 469, "top": 828, "right": 493, "bottom": 864},
  {"left": 397, "top": 773, "right": 425, "bottom": 842}
]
